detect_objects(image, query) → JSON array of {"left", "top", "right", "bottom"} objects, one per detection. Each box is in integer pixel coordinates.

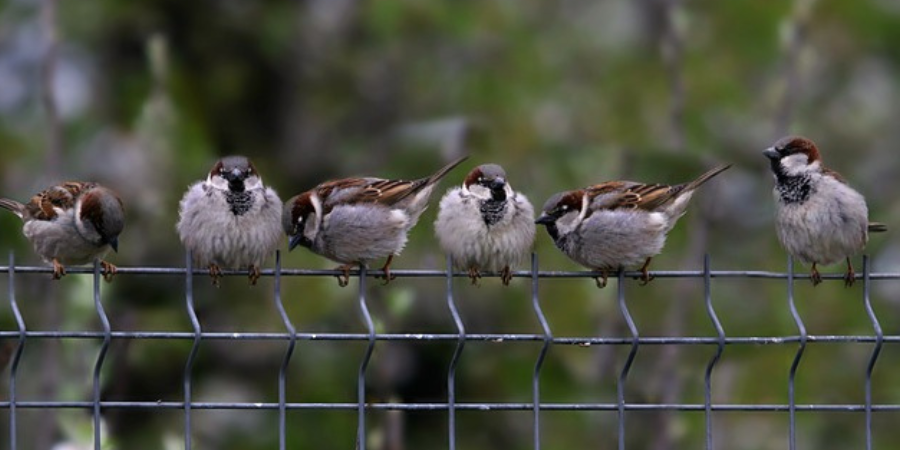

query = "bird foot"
[
  {"left": 375, "top": 255, "right": 396, "bottom": 285},
  {"left": 636, "top": 258, "right": 654, "bottom": 286},
  {"left": 594, "top": 270, "right": 609, "bottom": 289},
  {"left": 335, "top": 264, "right": 353, "bottom": 287},
  {"left": 467, "top": 267, "right": 482, "bottom": 286},
  {"left": 500, "top": 266, "right": 513, "bottom": 286},
  {"left": 248, "top": 265, "right": 261, "bottom": 286},
  {"left": 844, "top": 259, "right": 856, "bottom": 288},
  {"left": 51, "top": 258, "right": 67, "bottom": 280},
  {"left": 100, "top": 260, "right": 118, "bottom": 283},
  {"left": 810, "top": 264, "right": 822, "bottom": 286},
  {"left": 209, "top": 264, "right": 222, "bottom": 287}
]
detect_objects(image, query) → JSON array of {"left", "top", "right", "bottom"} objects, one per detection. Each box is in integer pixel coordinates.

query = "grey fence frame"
[{"left": 2, "top": 252, "right": 896, "bottom": 450}]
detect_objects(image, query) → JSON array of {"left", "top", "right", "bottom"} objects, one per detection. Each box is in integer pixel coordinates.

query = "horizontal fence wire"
[{"left": 2, "top": 251, "right": 898, "bottom": 450}]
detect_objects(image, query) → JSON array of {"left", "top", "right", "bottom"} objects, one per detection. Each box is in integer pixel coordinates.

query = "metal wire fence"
[{"left": 1, "top": 251, "right": 897, "bottom": 450}]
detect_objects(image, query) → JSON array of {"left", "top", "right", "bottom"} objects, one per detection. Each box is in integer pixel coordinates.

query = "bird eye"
[{"left": 561, "top": 205, "right": 568, "bottom": 211}]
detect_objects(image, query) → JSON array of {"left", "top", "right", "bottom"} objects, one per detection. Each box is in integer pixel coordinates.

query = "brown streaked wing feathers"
[
  {"left": 23, "top": 181, "right": 95, "bottom": 221},
  {"left": 316, "top": 177, "right": 423, "bottom": 213},
  {"left": 314, "top": 156, "right": 467, "bottom": 213},
  {"left": 584, "top": 181, "right": 680, "bottom": 211}
]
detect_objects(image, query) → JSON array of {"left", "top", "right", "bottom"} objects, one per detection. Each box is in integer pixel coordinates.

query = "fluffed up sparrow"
[
  {"left": 763, "top": 136, "right": 886, "bottom": 286},
  {"left": 434, "top": 163, "right": 535, "bottom": 285},
  {"left": 177, "top": 156, "right": 283, "bottom": 286}
]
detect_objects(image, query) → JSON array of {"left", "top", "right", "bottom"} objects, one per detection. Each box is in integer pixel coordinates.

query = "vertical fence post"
[
  {"left": 8, "top": 252, "right": 26, "bottom": 450},
  {"left": 862, "top": 255, "right": 882, "bottom": 450},
  {"left": 92, "top": 260, "right": 111, "bottom": 450},
  {"left": 446, "top": 256, "right": 465, "bottom": 450},
  {"left": 183, "top": 252, "right": 202, "bottom": 450},
  {"left": 274, "top": 251, "right": 298, "bottom": 450},
  {"left": 531, "top": 253, "right": 552, "bottom": 450},
  {"left": 617, "top": 269, "right": 638, "bottom": 450},
  {"left": 703, "top": 254, "right": 725, "bottom": 450},
  {"left": 787, "top": 255, "right": 806, "bottom": 450},
  {"left": 357, "top": 267, "right": 374, "bottom": 450}
]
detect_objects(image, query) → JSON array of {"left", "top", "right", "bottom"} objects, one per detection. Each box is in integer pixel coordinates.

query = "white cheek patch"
[
  {"left": 467, "top": 184, "right": 492, "bottom": 199},
  {"left": 244, "top": 175, "right": 263, "bottom": 191},
  {"left": 781, "top": 154, "right": 816, "bottom": 176},
  {"left": 303, "top": 212, "right": 319, "bottom": 238},
  {"left": 207, "top": 174, "right": 230, "bottom": 190}
]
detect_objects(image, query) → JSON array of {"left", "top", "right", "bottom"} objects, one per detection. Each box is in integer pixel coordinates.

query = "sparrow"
[
  {"left": 434, "top": 163, "right": 535, "bottom": 285},
  {"left": 177, "top": 156, "right": 283, "bottom": 286},
  {"left": 536, "top": 164, "right": 731, "bottom": 288},
  {"left": 283, "top": 156, "right": 468, "bottom": 287},
  {"left": 0, "top": 181, "right": 125, "bottom": 281},
  {"left": 763, "top": 136, "right": 886, "bottom": 286}
]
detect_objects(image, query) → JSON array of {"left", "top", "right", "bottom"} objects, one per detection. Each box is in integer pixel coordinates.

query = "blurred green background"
[{"left": 1, "top": 0, "right": 900, "bottom": 449}]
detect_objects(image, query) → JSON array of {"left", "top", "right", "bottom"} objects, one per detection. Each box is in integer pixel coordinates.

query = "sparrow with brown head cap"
[
  {"left": 177, "top": 156, "right": 283, "bottom": 286},
  {"left": 763, "top": 136, "right": 886, "bottom": 286},
  {"left": 536, "top": 165, "right": 730, "bottom": 288},
  {"left": 434, "top": 163, "right": 535, "bottom": 285},
  {"left": 0, "top": 181, "right": 125, "bottom": 281},
  {"left": 283, "top": 157, "right": 467, "bottom": 287}
]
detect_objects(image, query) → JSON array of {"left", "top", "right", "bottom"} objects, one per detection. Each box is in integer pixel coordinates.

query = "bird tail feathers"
[
  {"left": 0, "top": 198, "right": 25, "bottom": 219},
  {"left": 426, "top": 155, "right": 469, "bottom": 186},
  {"left": 868, "top": 222, "right": 888, "bottom": 233},
  {"left": 685, "top": 164, "right": 732, "bottom": 191}
]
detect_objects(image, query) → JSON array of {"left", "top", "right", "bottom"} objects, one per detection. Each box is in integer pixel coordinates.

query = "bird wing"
[
  {"left": 584, "top": 181, "right": 681, "bottom": 212},
  {"left": 22, "top": 181, "right": 96, "bottom": 221},
  {"left": 317, "top": 177, "right": 426, "bottom": 212}
]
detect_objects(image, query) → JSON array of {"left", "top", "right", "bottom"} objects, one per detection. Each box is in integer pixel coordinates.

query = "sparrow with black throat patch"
[
  {"left": 763, "top": 136, "right": 886, "bottom": 286},
  {"left": 177, "top": 156, "right": 283, "bottom": 286},
  {"left": 536, "top": 164, "right": 731, "bottom": 288},
  {"left": 434, "top": 163, "right": 535, "bottom": 285}
]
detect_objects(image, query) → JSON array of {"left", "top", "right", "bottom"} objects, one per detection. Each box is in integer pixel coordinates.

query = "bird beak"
[
  {"left": 288, "top": 234, "right": 304, "bottom": 251},
  {"left": 489, "top": 177, "right": 506, "bottom": 191},
  {"left": 762, "top": 147, "right": 780, "bottom": 160},
  {"left": 109, "top": 237, "right": 119, "bottom": 253},
  {"left": 535, "top": 214, "right": 555, "bottom": 225}
]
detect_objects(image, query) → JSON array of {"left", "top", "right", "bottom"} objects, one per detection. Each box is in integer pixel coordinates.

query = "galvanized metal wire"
[{"left": 2, "top": 251, "right": 898, "bottom": 450}]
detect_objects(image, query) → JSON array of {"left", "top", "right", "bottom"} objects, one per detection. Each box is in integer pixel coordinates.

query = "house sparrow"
[
  {"left": 177, "top": 156, "right": 283, "bottom": 286},
  {"left": 536, "top": 164, "right": 731, "bottom": 288},
  {"left": 434, "top": 163, "right": 535, "bottom": 285},
  {"left": 283, "top": 156, "right": 468, "bottom": 287},
  {"left": 763, "top": 136, "right": 886, "bottom": 286},
  {"left": 0, "top": 181, "right": 125, "bottom": 281}
]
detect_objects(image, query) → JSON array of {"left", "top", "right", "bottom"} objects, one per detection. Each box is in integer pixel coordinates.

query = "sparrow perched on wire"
[
  {"left": 763, "top": 136, "right": 886, "bottom": 286},
  {"left": 283, "top": 156, "right": 468, "bottom": 287},
  {"left": 434, "top": 163, "right": 535, "bottom": 285},
  {"left": 0, "top": 181, "right": 125, "bottom": 281},
  {"left": 177, "top": 156, "right": 283, "bottom": 286},
  {"left": 536, "top": 164, "right": 731, "bottom": 288}
]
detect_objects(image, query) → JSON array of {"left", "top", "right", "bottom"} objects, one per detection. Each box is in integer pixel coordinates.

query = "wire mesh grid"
[{"left": 1, "top": 251, "right": 897, "bottom": 450}]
